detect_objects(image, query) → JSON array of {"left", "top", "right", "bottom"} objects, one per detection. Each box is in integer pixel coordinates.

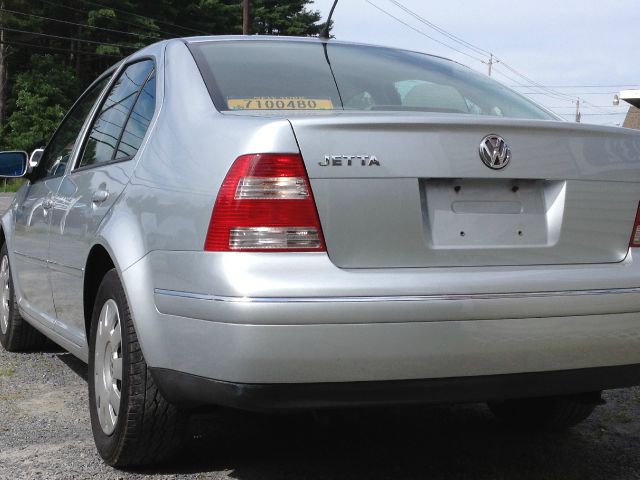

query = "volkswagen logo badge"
[{"left": 479, "top": 134, "right": 511, "bottom": 170}]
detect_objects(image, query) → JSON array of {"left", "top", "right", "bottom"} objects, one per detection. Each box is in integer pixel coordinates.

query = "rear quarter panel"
[{"left": 122, "top": 40, "right": 300, "bottom": 260}]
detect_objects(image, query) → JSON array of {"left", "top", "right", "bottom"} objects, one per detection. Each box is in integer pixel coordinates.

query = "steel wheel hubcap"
[
  {"left": 94, "top": 299, "right": 123, "bottom": 435},
  {"left": 0, "top": 255, "right": 10, "bottom": 335}
]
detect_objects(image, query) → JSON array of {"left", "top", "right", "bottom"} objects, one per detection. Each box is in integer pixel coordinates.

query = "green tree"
[
  {"left": 0, "top": 0, "right": 323, "bottom": 151},
  {"left": 252, "top": 0, "right": 322, "bottom": 35},
  {"left": 1, "top": 54, "right": 79, "bottom": 151}
]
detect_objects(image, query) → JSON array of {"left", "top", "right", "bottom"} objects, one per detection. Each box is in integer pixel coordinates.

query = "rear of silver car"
[{"left": 129, "top": 38, "right": 640, "bottom": 410}]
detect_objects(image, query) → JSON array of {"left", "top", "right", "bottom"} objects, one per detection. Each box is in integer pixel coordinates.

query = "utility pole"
[
  {"left": 575, "top": 98, "right": 581, "bottom": 123},
  {"left": 486, "top": 53, "right": 498, "bottom": 77},
  {"left": 0, "top": 0, "right": 7, "bottom": 127},
  {"left": 242, "top": 0, "right": 250, "bottom": 35}
]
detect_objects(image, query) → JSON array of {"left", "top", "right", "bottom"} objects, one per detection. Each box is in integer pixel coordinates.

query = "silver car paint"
[
  {"left": 11, "top": 177, "right": 62, "bottom": 323},
  {"left": 3, "top": 37, "right": 640, "bottom": 387},
  {"left": 126, "top": 250, "right": 640, "bottom": 383},
  {"left": 290, "top": 116, "right": 640, "bottom": 268}
]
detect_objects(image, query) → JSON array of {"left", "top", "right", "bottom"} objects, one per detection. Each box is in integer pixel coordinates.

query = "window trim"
[
  {"left": 71, "top": 56, "right": 157, "bottom": 174},
  {"left": 71, "top": 155, "right": 135, "bottom": 174},
  {"left": 185, "top": 41, "right": 226, "bottom": 113},
  {"left": 28, "top": 66, "right": 118, "bottom": 184},
  {"left": 110, "top": 67, "right": 155, "bottom": 162}
]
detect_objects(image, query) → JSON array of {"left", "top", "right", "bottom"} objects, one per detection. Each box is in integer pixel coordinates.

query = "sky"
[{"left": 311, "top": 0, "right": 640, "bottom": 126}]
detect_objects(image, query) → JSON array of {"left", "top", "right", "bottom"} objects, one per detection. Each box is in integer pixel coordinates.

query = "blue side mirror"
[{"left": 0, "top": 151, "right": 28, "bottom": 177}]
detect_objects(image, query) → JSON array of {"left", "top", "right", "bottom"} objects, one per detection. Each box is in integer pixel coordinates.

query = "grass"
[
  {"left": 0, "top": 179, "right": 25, "bottom": 193},
  {"left": 0, "top": 367, "right": 16, "bottom": 377}
]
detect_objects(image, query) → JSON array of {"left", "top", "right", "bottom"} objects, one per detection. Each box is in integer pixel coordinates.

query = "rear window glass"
[{"left": 189, "top": 41, "right": 555, "bottom": 120}]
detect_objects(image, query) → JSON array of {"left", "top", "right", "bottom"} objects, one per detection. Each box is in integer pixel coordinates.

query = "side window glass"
[
  {"left": 31, "top": 77, "right": 109, "bottom": 182},
  {"left": 78, "top": 60, "right": 154, "bottom": 169},
  {"left": 116, "top": 71, "right": 155, "bottom": 159}
]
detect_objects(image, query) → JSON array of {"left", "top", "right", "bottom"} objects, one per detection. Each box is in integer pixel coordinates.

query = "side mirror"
[
  {"left": 29, "top": 148, "right": 44, "bottom": 169},
  {"left": 0, "top": 151, "right": 28, "bottom": 178}
]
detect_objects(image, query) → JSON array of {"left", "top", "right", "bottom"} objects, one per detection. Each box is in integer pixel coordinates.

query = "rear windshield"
[{"left": 189, "top": 40, "right": 555, "bottom": 120}]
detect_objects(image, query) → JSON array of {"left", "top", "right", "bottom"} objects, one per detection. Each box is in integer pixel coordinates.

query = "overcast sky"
[{"left": 311, "top": 0, "right": 639, "bottom": 126}]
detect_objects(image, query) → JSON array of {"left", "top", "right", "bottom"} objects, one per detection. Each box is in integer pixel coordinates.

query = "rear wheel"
[
  {"left": 88, "top": 269, "right": 186, "bottom": 467},
  {"left": 488, "top": 393, "right": 601, "bottom": 431},
  {"left": 0, "top": 243, "right": 47, "bottom": 352}
]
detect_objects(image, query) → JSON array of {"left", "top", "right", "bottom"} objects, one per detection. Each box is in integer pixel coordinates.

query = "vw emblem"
[{"left": 479, "top": 134, "right": 511, "bottom": 170}]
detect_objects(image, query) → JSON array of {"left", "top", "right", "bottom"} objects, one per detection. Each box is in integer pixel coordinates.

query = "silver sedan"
[{"left": 1, "top": 36, "right": 640, "bottom": 467}]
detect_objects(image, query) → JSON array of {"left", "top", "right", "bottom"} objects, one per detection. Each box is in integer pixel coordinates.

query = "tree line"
[{"left": 0, "top": 0, "right": 322, "bottom": 152}]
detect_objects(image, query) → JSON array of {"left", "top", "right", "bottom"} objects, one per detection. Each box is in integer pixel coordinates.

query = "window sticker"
[{"left": 227, "top": 97, "right": 334, "bottom": 110}]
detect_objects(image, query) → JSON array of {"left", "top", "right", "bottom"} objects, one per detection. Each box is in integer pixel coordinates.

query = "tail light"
[
  {"left": 205, "top": 153, "right": 326, "bottom": 252},
  {"left": 630, "top": 202, "right": 640, "bottom": 247}
]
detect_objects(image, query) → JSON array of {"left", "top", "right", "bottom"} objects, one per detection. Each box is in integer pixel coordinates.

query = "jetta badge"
[
  {"left": 319, "top": 155, "right": 380, "bottom": 167},
  {"left": 479, "top": 134, "right": 511, "bottom": 170}
]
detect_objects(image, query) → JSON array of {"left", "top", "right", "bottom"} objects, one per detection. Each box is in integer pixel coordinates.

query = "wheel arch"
[
  {"left": 0, "top": 210, "right": 22, "bottom": 301},
  {"left": 83, "top": 244, "right": 116, "bottom": 340},
  {"left": 0, "top": 209, "right": 14, "bottom": 250}
]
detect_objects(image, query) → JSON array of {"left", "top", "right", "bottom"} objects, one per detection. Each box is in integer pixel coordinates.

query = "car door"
[
  {"left": 11, "top": 77, "right": 110, "bottom": 328},
  {"left": 49, "top": 59, "right": 156, "bottom": 346}
]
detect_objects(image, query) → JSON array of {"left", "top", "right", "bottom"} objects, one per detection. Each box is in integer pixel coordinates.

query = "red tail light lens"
[
  {"left": 205, "top": 153, "right": 326, "bottom": 252},
  {"left": 630, "top": 202, "right": 640, "bottom": 247}
]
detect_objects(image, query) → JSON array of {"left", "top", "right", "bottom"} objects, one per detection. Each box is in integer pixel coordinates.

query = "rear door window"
[
  {"left": 77, "top": 60, "right": 155, "bottom": 169},
  {"left": 116, "top": 71, "right": 156, "bottom": 159}
]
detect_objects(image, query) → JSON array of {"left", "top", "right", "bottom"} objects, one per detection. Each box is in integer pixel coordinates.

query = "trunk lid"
[{"left": 288, "top": 113, "right": 640, "bottom": 268}]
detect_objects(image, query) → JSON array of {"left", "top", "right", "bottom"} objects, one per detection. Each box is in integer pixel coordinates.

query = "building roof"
[{"left": 620, "top": 90, "right": 640, "bottom": 108}]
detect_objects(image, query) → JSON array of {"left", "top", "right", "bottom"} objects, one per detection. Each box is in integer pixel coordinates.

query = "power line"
[
  {"left": 370, "top": 0, "right": 629, "bottom": 122},
  {"left": 581, "top": 98, "right": 614, "bottom": 115},
  {"left": 364, "top": 0, "right": 485, "bottom": 63},
  {"left": 491, "top": 68, "right": 528, "bottom": 90},
  {"left": 495, "top": 61, "right": 574, "bottom": 101},
  {"left": 476, "top": 59, "right": 575, "bottom": 107},
  {"left": 372, "top": 0, "right": 578, "bottom": 104},
  {"left": 0, "top": 8, "right": 161, "bottom": 41},
  {"left": 386, "top": 0, "right": 490, "bottom": 56},
  {"left": 384, "top": 0, "right": 630, "bottom": 113},
  {"left": 492, "top": 65, "right": 575, "bottom": 103},
  {"left": 73, "top": 0, "right": 212, "bottom": 36},
  {"left": 37, "top": 0, "right": 180, "bottom": 39},
  {"left": 0, "top": 26, "right": 137, "bottom": 50},
  {"left": 0, "top": 39, "right": 122, "bottom": 58}
]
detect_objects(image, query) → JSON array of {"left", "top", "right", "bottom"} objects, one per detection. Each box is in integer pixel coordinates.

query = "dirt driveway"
[{"left": 2, "top": 191, "right": 640, "bottom": 479}]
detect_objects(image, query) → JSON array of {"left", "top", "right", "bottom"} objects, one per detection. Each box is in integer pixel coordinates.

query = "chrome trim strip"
[
  {"left": 12, "top": 250, "right": 47, "bottom": 263},
  {"left": 154, "top": 287, "right": 640, "bottom": 304},
  {"left": 12, "top": 251, "right": 84, "bottom": 274}
]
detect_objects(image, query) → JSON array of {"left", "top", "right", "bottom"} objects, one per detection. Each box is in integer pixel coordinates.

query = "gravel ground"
[
  {"left": 3, "top": 191, "right": 640, "bottom": 479},
  {"left": 3, "top": 347, "right": 640, "bottom": 480}
]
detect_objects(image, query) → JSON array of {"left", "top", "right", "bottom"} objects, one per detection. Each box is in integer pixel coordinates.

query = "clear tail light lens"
[
  {"left": 630, "top": 202, "right": 640, "bottom": 247},
  {"left": 205, "top": 153, "right": 326, "bottom": 252}
]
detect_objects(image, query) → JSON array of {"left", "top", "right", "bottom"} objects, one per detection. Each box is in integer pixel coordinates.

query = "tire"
[
  {"left": 0, "top": 243, "right": 47, "bottom": 352},
  {"left": 488, "top": 392, "right": 601, "bottom": 431},
  {"left": 88, "top": 269, "right": 186, "bottom": 467}
]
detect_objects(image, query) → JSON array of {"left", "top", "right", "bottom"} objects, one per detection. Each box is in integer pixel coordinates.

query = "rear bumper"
[
  {"left": 121, "top": 250, "right": 640, "bottom": 396},
  {"left": 150, "top": 364, "right": 640, "bottom": 410}
]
